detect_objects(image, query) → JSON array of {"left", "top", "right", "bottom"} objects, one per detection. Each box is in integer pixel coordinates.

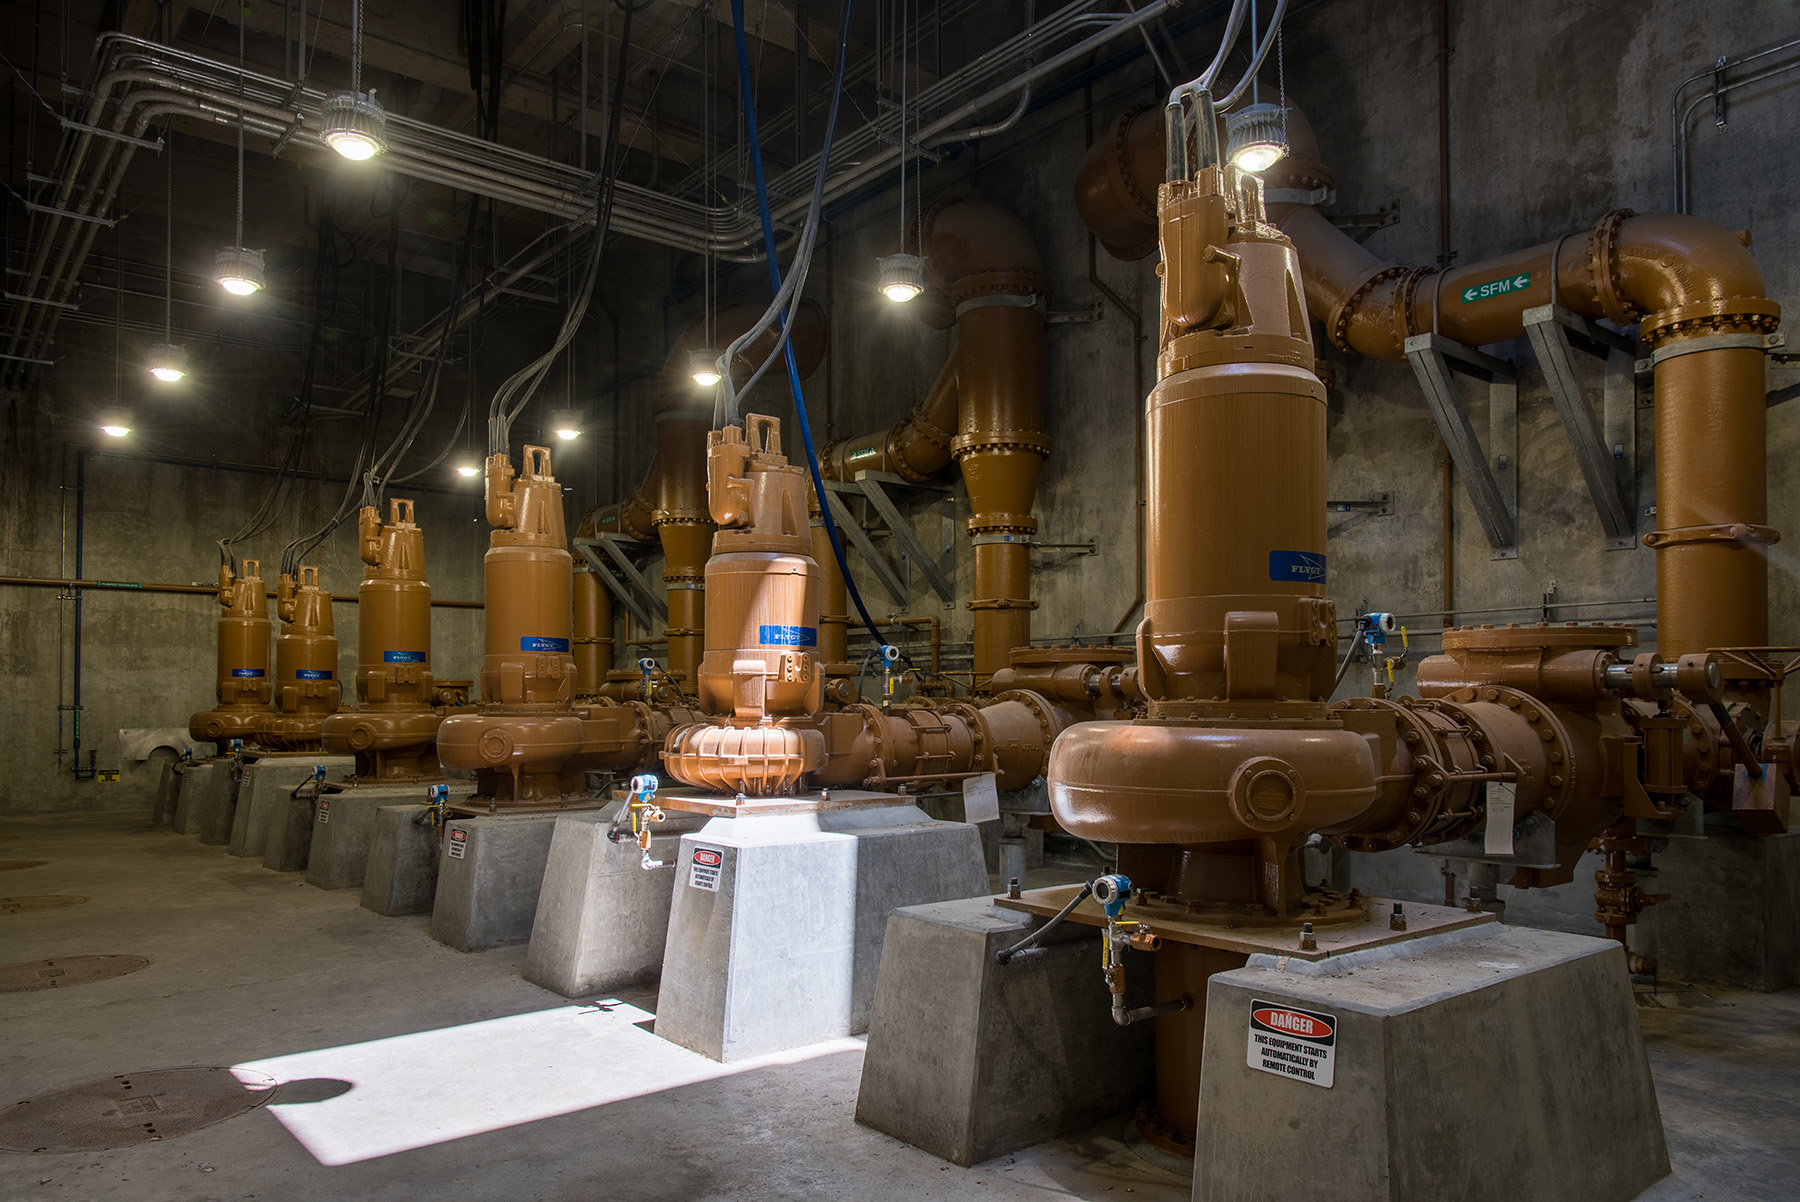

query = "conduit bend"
[
  {"left": 823, "top": 198, "right": 1050, "bottom": 682},
  {"left": 583, "top": 303, "right": 825, "bottom": 692},
  {"left": 1076, "top": 100, "right": 1782, "bottom": 664}
]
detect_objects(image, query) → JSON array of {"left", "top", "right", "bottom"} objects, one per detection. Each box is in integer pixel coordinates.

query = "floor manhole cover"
[
  {"left": 0, "top": 956, "right": 150, "bottom": 994},
  {"left": 0, "top": 861, "right": 48, "bottom": 871},
  {"left": 0, "top": 1068, "right": 278, "bottom": 1152},
  {"left": 0, "top": 897, "right": 88, "bottom": 916}
]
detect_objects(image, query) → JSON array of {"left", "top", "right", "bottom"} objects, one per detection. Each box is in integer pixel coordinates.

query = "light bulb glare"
[
  {"left": 1224, "top": 103, "right": 1290, "bottom": 175},
  {"left": 214, "top": 247, "right": 266, "bottom": 297},
  {"left": 101, "top": 424, "right": 130, "bottom": 438},
  {"left": 876, "top": 253, "right": 926, "bottom": 305},
  {"left": 456, "top": 464, "right": 480, "bottom": 478}
]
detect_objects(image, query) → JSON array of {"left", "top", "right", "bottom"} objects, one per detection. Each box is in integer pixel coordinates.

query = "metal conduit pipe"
[
  {"left": 582, "top": 303, "right": 826, "bottom": 693},
  {"left": 1076, "top": 99, "right": 1782, "bottom": 670}
]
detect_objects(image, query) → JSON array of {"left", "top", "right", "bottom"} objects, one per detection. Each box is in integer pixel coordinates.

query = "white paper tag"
[
  {"left": 961, "top": 772, "right": 1001, "bottom": 825},
  {"left": 1484, "top": 782, "right": 1517, "bottom": 856},
  {"left": 688, "top": 845, "right": 723, "bottom": 891},
  {"left": 1247, "top": 999, "right": 1336, "bottom": 1088}
]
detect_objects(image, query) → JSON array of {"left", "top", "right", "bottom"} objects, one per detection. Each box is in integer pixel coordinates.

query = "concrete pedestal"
[
  {"left": 152, "top": 759, "right": 180, "bottom": 825},
  {"left": 360, "top": 805, "right": 443, "bottom": 917},
  {"left": 231, "top": 757, "right": 351, "bottom": 860},
  {"left": 306, "top": 783, "right": 470, "bottom": 891},
  {"left": 654, "top": 802, "right": 989, "bottom": 1062},
  {"left": 1192, "top": 925, "right": 1668, "bottom": 1202},
  {"left": 523, "top": 807, "right": 712, "bottom": 998},
  {"left": 855, "top": 896, "right": 1153, "bottom": 1166},
  {"left": 189, "top": 761, "right": 240, "bottom": 845},
  {"left": 429, "top": 811, "right": 572, "bottom": 952},
  {"left": 1652, "top": 828, "right": 1799, "bottom": 991},
  {"left": 171, "top": 760, "right": 227, "bottom": 836}
]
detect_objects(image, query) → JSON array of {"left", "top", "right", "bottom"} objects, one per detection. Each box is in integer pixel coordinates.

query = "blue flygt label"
[
  {"left": 383, "top": 650, "right": 426, "bottom": 663},
  {"left": 296, "top": 669, "right": 333, "bottom": 681},
  {"left": 759, "top": 625, "right": 818, "bottom": 647},
  {"left": 521, "top": 636, "right": 571, "bottom": 653},
  {"left": 1269, "top": 551, "right": 1327, "bottom": 583},
  {"left": 231, "top": 668, "right": 266, "bottom": 678}
]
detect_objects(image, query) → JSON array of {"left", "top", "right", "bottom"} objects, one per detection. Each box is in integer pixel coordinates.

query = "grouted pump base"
[
  {"left": 1193, "top": 925, "right": 1669, "bottom": 1202},
  {"left": 230, "top": 755, "right": 353, "bottom": 859},
  {"left": 429, "top": 804, "right": 611, "bottom": 952},
  {"left": 172, "top": 759, "right": 233, "bottom": 839},
  {"left": 855, "top": 895, "right": 1155, "bottom": 1166},
  {"left": 653, "top": 795, "right": 990, "bottom": 1063},
  {"left": 522, "top": 806, "right": 712, "bottom": 998},
  {"left": 306, "top": 782, "right": 476, "bottom": 891},
  {"left": 360, "top": 805, "right": 443, "bottom": 917}
]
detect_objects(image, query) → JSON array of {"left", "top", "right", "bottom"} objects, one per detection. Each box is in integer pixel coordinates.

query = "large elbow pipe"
[{"left": 1076, "top": 102, "right": 1780, "bottom": 661}]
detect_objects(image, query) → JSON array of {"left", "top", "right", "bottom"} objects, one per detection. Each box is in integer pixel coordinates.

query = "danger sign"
[
  {"left": 446, "top": 827, "right": 468, "bottom": 859},
  {"left": 689, "top": 845, "right": 723, "bottom": 891},
  {"left": 1247, "top": 999, "right": 1337, "bottom": 1088}
]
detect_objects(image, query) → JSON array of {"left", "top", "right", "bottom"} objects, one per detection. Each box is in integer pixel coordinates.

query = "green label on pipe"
[
  {"left": 1460, "top": 272, "right": 1531, "bottom": 303},
  {"left": 96, "top": 580, "right": 142, "bottom": 589}
]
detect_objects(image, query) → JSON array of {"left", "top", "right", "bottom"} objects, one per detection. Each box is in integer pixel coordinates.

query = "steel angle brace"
[
  {"left": 1404, "top": 333, "right": 1519, "bottom": 559},
  {"left": 850, "top": 470, "right": 956, "bottom": 606},
  {"left": 572, "top": 536, "right": 666, "bottom": 632},
  {"left": 1523, "top": 305, "right": 1637, "bottom": 548},
  {"left": 822, "top": 486, "right": 911, "bottom": 607}
]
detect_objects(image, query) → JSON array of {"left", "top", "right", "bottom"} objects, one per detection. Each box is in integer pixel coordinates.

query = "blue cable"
[{"left": 729, "top": 0, "right": 911, "bottom": 670}]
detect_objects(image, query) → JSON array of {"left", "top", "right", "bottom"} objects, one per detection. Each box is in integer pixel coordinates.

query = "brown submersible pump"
[
  {"left": 258, "top": 565, "right": 341, "bottom": 751},
  {"left": 188, "top": 558, "right": 273, "bottom": 747},
  {"left": 439, "top": 446, "right": 700, "bottom": 806},
  {"left": 1039, "top": 87, "right": 1752, "bottom": 1155},
  {"left": 662, "top": 416, "right": 1075, "bottom": 799},
  {"left": 321, "top": 499, "right": 449, "bottom": 780}
]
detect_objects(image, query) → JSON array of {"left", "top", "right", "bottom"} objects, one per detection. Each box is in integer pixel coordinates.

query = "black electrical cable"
[{"left": 995, "top": 881, "right": 1095, "bottom": 965}]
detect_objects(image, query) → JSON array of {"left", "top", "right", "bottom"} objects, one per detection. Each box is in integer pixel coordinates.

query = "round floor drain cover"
[
  {"left": 0, "top": 897, "right": 88, "bottom": 916},
  {"left": 0, "top": 956, "right": 150, "bottom": 994},
  {"left": 0, "top": 861, "right": 48, "bottom": 872},
  {"left": 0, "top": 1068, "right": 278, "bottom": 1152}
]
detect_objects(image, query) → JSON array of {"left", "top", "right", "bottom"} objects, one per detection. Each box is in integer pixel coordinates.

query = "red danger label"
[
  {"left": 692, "top": 848, "right": 722, "bottom": 867},
  {"left": 1252, "top": 1007, "right": 1334, "bottom": 1043},
  {"left": 450, "top": 829, "right": 467, "bottom": 842}
]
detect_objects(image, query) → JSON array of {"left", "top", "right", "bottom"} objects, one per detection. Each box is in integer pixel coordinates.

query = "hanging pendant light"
[
  {"left": 1226, "top": 103, "right": 1288, "bottom": 174},
  {"left": 148, "top": 129, "right": 188, "bottom": 381},
  {"left": 322, "top": 0, "right": 386, "bottom": 159},
  {"left": 877, "top": 4, "right": 924, "bottom": 303},
  {"left": 689, "top": 349, "right": 723, "bottom": 388},
  {"left": 216, "top": 14, "right": 264, "bottom": 296}
]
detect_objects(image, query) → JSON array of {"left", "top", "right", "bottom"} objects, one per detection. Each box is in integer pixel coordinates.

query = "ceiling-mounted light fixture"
[
  {"left": 551, "top": 409, "right": 583, "bottom": 441},
  {"left": 217, "top": 14, "right": 264, "bottom": 297},
  {"left": 147, "top": 343, "right": 189, "bottom": 382},
  {"left": 689, "top": 349, "right": 723, "bottom": 388},
  {"left": 214, "top": 246, "right": 266, "bottom": 296},
  {"left": 97, "top": 408, "right": 133, "bottom": 438},
  {"left": 322, "top": 0, "right": 386, "bottom": 160},
  {"left": 877, "top": 253, "right": 924, "bottom": 304},
  {"left": 1225, "top": 103, "right": 1288, "bottom": 174}
]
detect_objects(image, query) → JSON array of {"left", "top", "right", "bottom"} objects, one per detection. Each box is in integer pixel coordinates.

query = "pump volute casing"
[{"left": 189, "top": 559, "right": 273, "bottom": 746}]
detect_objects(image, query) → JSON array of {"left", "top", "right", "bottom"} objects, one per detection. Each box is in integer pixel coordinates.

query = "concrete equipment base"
[
  {"left": 1192, "top": 924, "right": 1669, "bottom": 1202},
  {"left": 232, "top": 757, "right": 352, "bottom": 860},
  {"left": 171, "top": 760, "right": 227, "bottom": 836},
  {"left": 306, "top": 783, "right": 472, "bottom": 891},
  {"left": 1652, "top": 828, "right": 1799, "bottom": 992},
  {"left": 654, "top": 801, "right": 990, "bottom": 1063},
  {"left": 522, "top": 807, "right": 712, "bottom": 998},
  {"left": 152, "top": 759, "right": 180, "bottom": 825},
  {"left": 855, "top": 896, "right": 1154, "bottom": 1166},
  {"left": 191, "top": 761, "right": 241, "bottom": 845},
  {"left": 360, "top": 805, "right": 443, "bottom": 917},
  {"left": 430, "top": 810, "right": 588, "bottom": 952}
]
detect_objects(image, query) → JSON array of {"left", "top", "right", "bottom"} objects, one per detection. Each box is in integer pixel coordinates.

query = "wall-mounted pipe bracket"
[
  {"left": 1404, "top": 333, "right": 1519, "bottom": 559},
  {"left": 573, "top": 536, "right": 667, "bottom": 632},
  {"left": 1045, "top": 300, "right": 1105, "bottom": 325},
  {"left": 822, "top": 487, "right": 912, "bottom": 608},
  {"left": 1523, "top": 304, "right": 1638, "bottom": 550}
]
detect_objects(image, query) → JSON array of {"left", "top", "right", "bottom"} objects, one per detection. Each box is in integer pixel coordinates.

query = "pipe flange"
[
  {"left": 1328, "top": 265, "right": 1405, "bottom": 354},
  {"left": 1391, "top": 266, "right": 1438, "bottom": 343},
  {"left": 990, "top": 688, "right": 1061, "bottom": 746},
  {"left": 1330, "top": 696, "right": 1483, "bottom": 851},
  {"left": 1109, "top": 105, "right": 1157, "bottom": 223},
  {"left": 950, "top": 270, "right": 1050, "bottom": 307},
  {"left": 1642, "top": 522, "right": 1780, "bottom": 549},
  {"left": 1638, "top": 297, "right": 1781, "bottom": 350},
  {"left": 966, "top": 514, "right": 1040, "bottom": 537},
  {"left": 1441, "top": 684, "right": 1576, "bottom": 820},
  {"left": 950, "top": 430, "right": 1052, "bottom": 460},
  {"left": 1586, "top": 208, "right": 1640, "bottom": 326}
]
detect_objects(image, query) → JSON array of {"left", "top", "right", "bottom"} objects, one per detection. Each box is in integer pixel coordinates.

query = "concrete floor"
[{"left": 0, "top": 812, "right": 1794, "bottom": 1202}]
